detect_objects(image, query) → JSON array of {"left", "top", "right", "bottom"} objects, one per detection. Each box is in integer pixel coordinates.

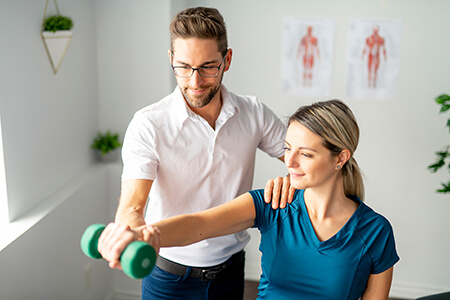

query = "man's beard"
[{"left": 181, "top": 74, "right": 223, "bottom": 109}]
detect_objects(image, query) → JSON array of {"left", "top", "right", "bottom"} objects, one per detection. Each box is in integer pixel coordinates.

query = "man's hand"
[
  {"left": 264, "top": 175, "right": 296, "bottom": 209},
  {"left": 97, "top": 223, "right": 161, "bottom": 270}
]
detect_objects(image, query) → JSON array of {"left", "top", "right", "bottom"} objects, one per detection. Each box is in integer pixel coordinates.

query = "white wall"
[
  {"left": 96, "top": 0, "right": 172, "bottom": 136},
  {"left": 0, "top": 166, "right": 113, "bottom": 300},
  {"left": 0, "top": 0, "right": 99, "bottom": 222}
]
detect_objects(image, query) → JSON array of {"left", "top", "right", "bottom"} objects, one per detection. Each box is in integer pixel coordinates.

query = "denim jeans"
[{"left": 141, "top": 256, "right": 245, "bottom": 300}]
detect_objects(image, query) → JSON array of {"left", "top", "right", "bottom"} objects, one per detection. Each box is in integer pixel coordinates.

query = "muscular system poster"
[
  {"left": 282, "top": 17, "right": 335, "bottom": 97},
  {"left": 346, "top": 19, "right": 402, "bottom": 100}
]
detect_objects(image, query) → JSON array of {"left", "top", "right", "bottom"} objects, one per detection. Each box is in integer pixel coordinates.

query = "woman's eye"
[
  {"left": 301, "top": 153, "right": 312, "bottom": 158},
  {"left": 283, "top": 147, "right": 290, "bottom": 151}
]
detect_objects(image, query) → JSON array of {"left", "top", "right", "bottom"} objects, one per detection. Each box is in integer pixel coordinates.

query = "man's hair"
[{"left": 169, "top": 7, "right": 228, "bottom": 56}]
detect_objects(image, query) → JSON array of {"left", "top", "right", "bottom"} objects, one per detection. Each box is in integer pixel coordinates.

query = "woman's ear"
[{"left": 337, "top": 149, "right": 351, "bottom": 169}]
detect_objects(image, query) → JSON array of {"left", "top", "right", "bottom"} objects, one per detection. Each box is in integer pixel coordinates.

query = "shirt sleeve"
[
  {"left": 257, "top": 102, "right": 286, "bottom": 159},
  {"left": 367, "top": 215, "right": 400, "bottom": 274},
  {"left": 250, "top": 189, "right": 281, "bottom": 233},
  {"left": 121, "top": 114, "right": 159, "bottom": 181}
]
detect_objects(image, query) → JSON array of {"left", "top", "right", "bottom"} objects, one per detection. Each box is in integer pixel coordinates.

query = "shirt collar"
[{"left": 172, "top": 85, "right": 237, "bottom": 127}]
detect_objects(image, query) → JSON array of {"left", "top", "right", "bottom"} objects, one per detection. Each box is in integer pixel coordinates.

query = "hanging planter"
[{"left": 41, "top": 0, "right": 73, "bottom": 74}]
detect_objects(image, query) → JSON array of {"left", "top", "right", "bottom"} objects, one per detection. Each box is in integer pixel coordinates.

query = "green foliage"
[
  {"left": 43, "top": 15, "right": 73, "bottom": 32},
  {"left": 91, "top": 131, "right": 122, "bottom": 156},
  {"left": 428, "top": 94, "right": 450, "bottom": 194}
]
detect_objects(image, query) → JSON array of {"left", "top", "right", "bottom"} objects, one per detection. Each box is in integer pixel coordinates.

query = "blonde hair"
[
  {"left": 169, "top": 7, "right": 228, "bottom": 56},
  {"left": 289, "top": 100, "right": 365, "bottom": 200}
]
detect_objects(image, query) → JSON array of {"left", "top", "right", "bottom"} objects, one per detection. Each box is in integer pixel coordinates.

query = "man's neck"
[{"left": 188, "top": 91, "right": 223, "bottom": 130}]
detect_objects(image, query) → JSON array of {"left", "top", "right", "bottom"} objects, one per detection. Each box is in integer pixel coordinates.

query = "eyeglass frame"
[{"left": 170, "top": 50, "right": 228, "bottom": 78}]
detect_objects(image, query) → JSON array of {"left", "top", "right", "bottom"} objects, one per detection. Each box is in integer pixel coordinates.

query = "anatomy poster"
[
  {"left": 346, "top": 19, "right": 402, "bottom": 100},
  {"left": 282, "top": 17, "right": 335, "bottom": 97}
]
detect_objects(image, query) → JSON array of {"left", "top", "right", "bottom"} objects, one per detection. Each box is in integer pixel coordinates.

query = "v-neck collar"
[{"left": 298, "top": 190, "right": 364, "bottom": 251}]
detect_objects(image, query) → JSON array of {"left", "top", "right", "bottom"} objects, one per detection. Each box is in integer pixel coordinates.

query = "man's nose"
[{"left": 190, "top": 69, "right": 204, "bottom": 87}]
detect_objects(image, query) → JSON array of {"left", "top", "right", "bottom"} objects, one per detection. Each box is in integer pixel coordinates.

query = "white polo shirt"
[{"left": 121, "top": 85, "right": 286, "bottom": 266}]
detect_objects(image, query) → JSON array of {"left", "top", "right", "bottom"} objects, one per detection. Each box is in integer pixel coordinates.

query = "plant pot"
[{"left": 41, "top": 30, "right": 72, "bottom": 74}]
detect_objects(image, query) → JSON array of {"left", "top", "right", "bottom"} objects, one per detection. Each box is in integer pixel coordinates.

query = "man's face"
[{"left": 170, "top": 38, "right": 230, "bottom": 109}]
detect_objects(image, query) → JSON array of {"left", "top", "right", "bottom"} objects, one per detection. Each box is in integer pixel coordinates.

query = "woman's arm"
[
  {"left": 154, "top": 192, "right": 256, "bottom": 247},
  {"left": 98, "top": 192, "right": 256, "bottom": 268},
  {"left": 361, "top": 267, "right": 394, "bottom": 300}
]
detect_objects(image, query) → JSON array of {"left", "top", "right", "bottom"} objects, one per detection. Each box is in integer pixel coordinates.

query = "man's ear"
[{"left": 224, "top": 48, "right": 233, "bottom": 72}]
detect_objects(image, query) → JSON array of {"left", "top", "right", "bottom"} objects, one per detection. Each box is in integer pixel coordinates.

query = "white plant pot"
[{"left": 41, "top": 30, "right": 72, "bottom": 74}]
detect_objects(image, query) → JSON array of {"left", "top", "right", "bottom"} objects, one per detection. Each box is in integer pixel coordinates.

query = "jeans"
[{"left": 141, "top": 255, "right": 245, "bottom": 300}]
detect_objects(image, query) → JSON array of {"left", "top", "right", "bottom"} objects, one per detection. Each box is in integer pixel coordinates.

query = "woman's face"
[{"left": 284, "top": 121, "right": 339, "bottom": 190}]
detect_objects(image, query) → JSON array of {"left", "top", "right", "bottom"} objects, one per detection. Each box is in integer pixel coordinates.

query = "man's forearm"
[{"left": 115, "top": 205, "right": 146, "bottom": 228}]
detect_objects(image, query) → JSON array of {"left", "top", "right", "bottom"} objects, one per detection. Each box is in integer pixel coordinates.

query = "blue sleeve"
[
  {"left": 368, "top": 215, "right": 400, "bottom": 274},
  {"left": 249, "top": 189, "right": 280, "bottom": 233}
]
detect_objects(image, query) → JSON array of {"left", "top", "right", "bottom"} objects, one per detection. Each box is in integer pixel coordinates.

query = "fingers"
[
  {"left": 142, "top": 225, "right": 161, "bottom": 255},
  {"left": 264, "top": 179, "right": 274, "bottom": 204},
  {"left": 279, "top": 176, "right": 291, "bottom": 209},
  {"left": 264, "top": 176, "right": 296, "bottom": 209},
  {"left": 264, "top": 177, "right": 284, "bottom": 209},
  {"left": 97, "top": 222, "right": 136, "bottom": 270}
]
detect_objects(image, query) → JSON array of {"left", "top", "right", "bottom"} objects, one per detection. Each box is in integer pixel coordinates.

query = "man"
[{"left": 115, "top": 7, "right": 291, "bottom": 299}]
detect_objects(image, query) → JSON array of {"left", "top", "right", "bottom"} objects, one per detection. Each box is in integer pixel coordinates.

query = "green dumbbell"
[{"left": 80, "top": 223, "right": 156, "bottom": 279}]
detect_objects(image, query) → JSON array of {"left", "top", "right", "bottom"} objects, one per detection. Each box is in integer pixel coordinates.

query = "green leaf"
[
  {"left": 435, "top": 94, "right": 450, "bottom": 104},
  {"left": 43, "top": 15, "right": 73, "bottom": 32},
  {"left": 428, "top": 159, "right": 445, "bottom": 172},
  {"left": 440, "top": 104, "right": 450, "bottom": 113},
  {"left": 91, "top": 131, "right": 122, "bottom": 155},
  {"left": 437, "top": 181, "right": 450, "bottom": 193}
]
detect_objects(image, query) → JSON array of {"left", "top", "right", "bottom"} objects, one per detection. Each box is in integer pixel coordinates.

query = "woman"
[{"left": 99, "top": 100, "right": 399, "bottom": 299}]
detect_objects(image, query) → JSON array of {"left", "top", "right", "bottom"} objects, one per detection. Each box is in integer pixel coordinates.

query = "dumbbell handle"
[{"left": 80, "top": 223, "right": 156, "bottom": 279}]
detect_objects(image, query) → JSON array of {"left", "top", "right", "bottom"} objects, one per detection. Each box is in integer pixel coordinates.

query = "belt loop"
[{"left": 183, "top": 266, "right": 192, "bottom": 281}]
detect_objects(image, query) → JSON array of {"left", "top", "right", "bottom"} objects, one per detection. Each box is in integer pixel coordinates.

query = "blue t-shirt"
[{"left": 250, "top": 189, "right": 399, "bottom": 300}]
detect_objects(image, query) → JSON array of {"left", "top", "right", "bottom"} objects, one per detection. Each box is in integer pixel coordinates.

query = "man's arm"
[
  {"left": 115, "top": 179, "right": 153, "bottom": 228},
  {"left": 264, "top": 156, "right": 296, "bottom": 209}
]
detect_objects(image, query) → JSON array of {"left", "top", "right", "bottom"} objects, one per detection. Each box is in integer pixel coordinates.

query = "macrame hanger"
[{"left": 43, "top": 0, "right": 61, "bottom": 23}]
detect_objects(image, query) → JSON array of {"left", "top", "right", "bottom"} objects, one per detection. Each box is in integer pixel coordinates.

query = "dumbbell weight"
[{"left": 80, "top": 223, "right": 156, "bottom": 279}]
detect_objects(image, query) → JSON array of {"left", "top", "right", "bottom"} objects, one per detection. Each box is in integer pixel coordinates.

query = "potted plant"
[
  {"left": 41, "top": 15, "right": 74, "bottom": 74},
  {"left": 428, "top": 94, "right": 450, "bottom": 193},
  {"left": 91, "top": 131, "right": 122, "bottom": 162}
]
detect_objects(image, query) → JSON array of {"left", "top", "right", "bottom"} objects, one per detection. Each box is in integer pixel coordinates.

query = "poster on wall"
[
  {"left": 282, "top": 17, "right": 335, "bottom": 97},
  {"left": 346, "top": 19, "right": 402, "bottom": 100}
]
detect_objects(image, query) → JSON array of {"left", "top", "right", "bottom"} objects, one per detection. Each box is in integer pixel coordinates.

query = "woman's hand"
[
  {"left": 97, "top": 223, "right": 161, "bottom": 271},
  {"left": 142, "top": 225, "right": 161, "bottom": 255}
]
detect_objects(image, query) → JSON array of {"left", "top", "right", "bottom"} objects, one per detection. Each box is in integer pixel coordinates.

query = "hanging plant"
[
  {"left": 41, "top": 0, "right": 74, "bottom": 74},
  {"left": 428, "top": 94, "right": 450, "bottom": 193},
  {"left": 42, "top": 15, "right": 73, "bottom": 32}
]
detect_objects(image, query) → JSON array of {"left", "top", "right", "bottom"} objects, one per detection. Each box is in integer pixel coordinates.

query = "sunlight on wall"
[{"left": 0, "top": 115, "right": 9, "bottom": 224}]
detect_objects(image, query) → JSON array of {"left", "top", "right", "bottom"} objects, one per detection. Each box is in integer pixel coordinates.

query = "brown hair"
[
  {"left": 169, "top": 7, "right": 228, "bottom": 56},
  {"left": 289, "top": 100, "right": 365, "bottom": 200}
]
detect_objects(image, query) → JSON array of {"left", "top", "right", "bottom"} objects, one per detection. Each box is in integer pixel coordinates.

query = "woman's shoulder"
[
  {"left": 249, "top": 189, "right": 304, "bottom": 231},
  {"left": 354, "top": 202, "right": 396, "bottom": 246}
]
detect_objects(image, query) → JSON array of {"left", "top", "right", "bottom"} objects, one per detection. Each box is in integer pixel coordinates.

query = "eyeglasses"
[{"left": 171, "top": 51, "right": 228, "bottom": 78}]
